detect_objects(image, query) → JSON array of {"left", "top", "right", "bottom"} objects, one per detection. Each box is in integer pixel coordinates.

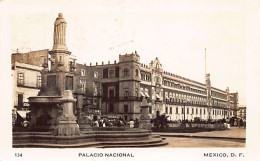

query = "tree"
[{"left": 153, "top": 114, "right": 169, "bottom": 129}]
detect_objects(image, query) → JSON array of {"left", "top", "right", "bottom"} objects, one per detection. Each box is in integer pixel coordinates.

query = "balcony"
[
  {"left": 164, "top": 100, "right": 208, "bottom": 107},
  {"left": 58, "top": 62, "right": 64, "bottom": 66},
  {"left": 119, "top": 96, "right": 142, "bottom": 101},
  {"left": 70, "top": 63, "right": 77, "bottom": 71},
  {"left": 102, "top": 97, "right": 119, "bottom": 102}
]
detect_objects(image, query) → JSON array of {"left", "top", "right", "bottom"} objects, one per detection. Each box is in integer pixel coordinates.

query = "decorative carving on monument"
[
  {"left": 51, "top": 90, "right": 80, "bottom": 136},
  {"left": 76, "top": 106, "right": 93, "bottom": 131}
]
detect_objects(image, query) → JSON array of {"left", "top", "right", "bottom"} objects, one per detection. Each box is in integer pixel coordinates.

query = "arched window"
[
  {"left": 124, "top": 89, "right": 130, "bottom": 97},
  {"left": 141, "top": 73, "right": 145, "bottom": 80},
  {"left": 147, "top": 74, "right": 151, "bottom": 81},
  {"left": 156, "top": 77, "right": 160, "bottom": 84},
  {"left": 59, "top": 56, "right": 62, "bottom": 62},
  {"left": 156, "top": 62, "right": 160, "bottom": 69},
  {"left": 123, "top": 68, "right": 128, "bottom": 76},
  {"left": 135, "top": 69, "right": 139, "bottom": 77},
  {"left": 81, "top": 69, "right": 85, "bottom": 76},
  {"left": 165, "top": 107, "right": 168, "bottom": 114}
]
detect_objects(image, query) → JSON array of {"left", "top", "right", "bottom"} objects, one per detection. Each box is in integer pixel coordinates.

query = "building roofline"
[{"left": 12, "top": 49, "right": 49, "bottom": 55}]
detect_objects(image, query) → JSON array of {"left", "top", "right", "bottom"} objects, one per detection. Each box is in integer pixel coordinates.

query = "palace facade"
[{"left": 77, "top": 52, "right": 239, "bottom": 121}]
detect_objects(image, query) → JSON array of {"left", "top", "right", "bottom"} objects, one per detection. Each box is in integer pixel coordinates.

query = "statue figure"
[{"left": 53, "top": 13, "right": 67, "bottom": 51}]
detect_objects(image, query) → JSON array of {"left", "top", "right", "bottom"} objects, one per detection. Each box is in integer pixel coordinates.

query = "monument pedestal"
[
  {"left": 53, "top": 120, "right": 80, "bottom": 136},
  {"left": 53, "top": 90, "right": 80, "bottom": 136},
  {"left": 139, "top": 99, "right": 151, "bottom": 130},
  {"left": 139, "top": 119, "right": 151, "bottom": 130}
]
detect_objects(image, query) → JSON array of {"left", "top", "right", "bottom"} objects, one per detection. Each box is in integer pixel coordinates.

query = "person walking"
[
  {"left": 239, "top": 118, "right": 243, "bottom": 128},
  {"left": 129, "top": 119, "right": 134, "bottom": 128},
  {"left": 94, "top": 120, "right": 99, "bottom": 127},
  {"left": 243, "top": 119, "right": 246, "bottom": 129},
  {"left": 134, "top": 118, "right": 139, "bottom": 128},
  {"left": 103, "top": 119, "right": 106, "bottom": 127}
]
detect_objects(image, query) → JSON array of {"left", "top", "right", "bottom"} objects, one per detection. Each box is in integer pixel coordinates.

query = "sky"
[{"left": 5, "top": 0, "right": 250, "bottom": 105}]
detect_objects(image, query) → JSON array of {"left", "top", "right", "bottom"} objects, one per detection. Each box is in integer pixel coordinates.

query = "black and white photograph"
[{"left": 0, "top": 0, "right": 259, "bottom": 160}]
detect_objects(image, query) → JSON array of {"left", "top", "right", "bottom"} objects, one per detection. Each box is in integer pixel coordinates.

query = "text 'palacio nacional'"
[{"left": 12, "top": 13, "right": 239, "bottom": 123}]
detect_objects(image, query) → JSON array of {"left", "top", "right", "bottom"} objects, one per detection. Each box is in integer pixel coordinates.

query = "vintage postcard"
[{"left": 0, "top": 0, "right": 259, "bottom": 160}]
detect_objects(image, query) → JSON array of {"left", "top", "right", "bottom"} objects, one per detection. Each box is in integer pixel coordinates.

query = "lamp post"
[
  {"left": 154, "top": 98, "right": 162, "bottom": 118},
  {"left": 183, "top": 102, "right": 186, "bottom": 122},
  {"left": 183, "top": 100, "right": 189, "bottom": 122}
]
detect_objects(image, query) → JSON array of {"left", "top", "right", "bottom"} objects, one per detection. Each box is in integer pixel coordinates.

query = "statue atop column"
[
  {"left": 53, "top": 13, "right": 68, "bottom": 51},
  {"left": 49, "top": 13, "right": 71, "bottom": 72}
]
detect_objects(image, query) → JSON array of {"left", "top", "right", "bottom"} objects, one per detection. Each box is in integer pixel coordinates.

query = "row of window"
[
  {"left": 212, "top": 100, "right": 227, "bottom": 108},
  {"left": 140, "top": 72, "right": 151, "bottom": 82},
  {"left": 103, "top": 68, "right": 140, "bottom": 78},
  {"left": 165, "top": 98, "right": 207, "bottom": 105},
  {"left": 165, "top": 107, "right": 231, "bottom": 116},
  {"left": 106, "top": 88, "right": 139, "bottom": 98},
  {"left": 17, "top": 73, "right": 41, "bottom": 88},
  {"left": 212, "top": 91, "right": 226, "bottom": 99},
  {"left": 81, "top": 69, "right": 98, "bottom": 78},
  {"left": 165, "top": 107, "right": 207, "bottom": 115},
  {"left": 165, "top": 92, "right": 207, "bottom": 101},
  {"left": 163, "top": 79, "right": 206, "bottom": 95}
]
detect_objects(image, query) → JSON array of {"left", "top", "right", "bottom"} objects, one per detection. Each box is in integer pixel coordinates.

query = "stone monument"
[
  {"left": 28, "top": 13, "right": 80, "bottom": 135},
  {"left": 139, "top": 99, "right": 152, "bottom": 130}
]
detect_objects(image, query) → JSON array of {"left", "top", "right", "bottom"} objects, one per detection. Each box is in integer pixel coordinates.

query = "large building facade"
[{"left": 77, "top": 52, "right": 239, "bottom": 122}]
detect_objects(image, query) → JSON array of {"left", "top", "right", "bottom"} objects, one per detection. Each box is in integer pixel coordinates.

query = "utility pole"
[{"left": 205, "top": 48, "right": 207, "bottom": 75}]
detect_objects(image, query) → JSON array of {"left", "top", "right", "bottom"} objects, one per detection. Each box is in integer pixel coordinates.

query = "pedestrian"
[
  {"left": 22, "top": 120, "right": 30, "bottom": 128},
  {"left": 223, "top": 122, "right": 227, "bottom": 129},
  {"left": 227, "top": 123, "right": 230, "bottom": 130},
  {"left": 234, "top": 119, "right": 237, "bottom": 126},
  {"left": 243, "top": 119, "right": 246, "bottom": 129},
  {"left": 99, "top": 118, "right": 103, "bottom": 127},
  {"left": 239, "top": 119, "right": 243, "bottom": 128},
  {"left": 120, "top": 120, "right": 125, "bottom": 127},
  {"left": 134, "top": 118, "right": 139, "bottom": 128},
  {"left": 103, "top": 119, "right": 106, "bottom": 127},
  {"left": 94, "top": 120, "right": 99, "bottom": 127},
  {"left": 129, "top": 119, "right": 134, "bottom": 128}
]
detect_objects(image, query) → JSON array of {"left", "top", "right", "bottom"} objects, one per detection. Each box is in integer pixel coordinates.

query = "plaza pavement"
[{"left": 153, "top": 127, "right": 246, "bottom": 140}]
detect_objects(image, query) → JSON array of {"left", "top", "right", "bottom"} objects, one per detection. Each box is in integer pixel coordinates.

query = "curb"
[{"left": 156, "top": 134, "right": 246, "bottom": 141}]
